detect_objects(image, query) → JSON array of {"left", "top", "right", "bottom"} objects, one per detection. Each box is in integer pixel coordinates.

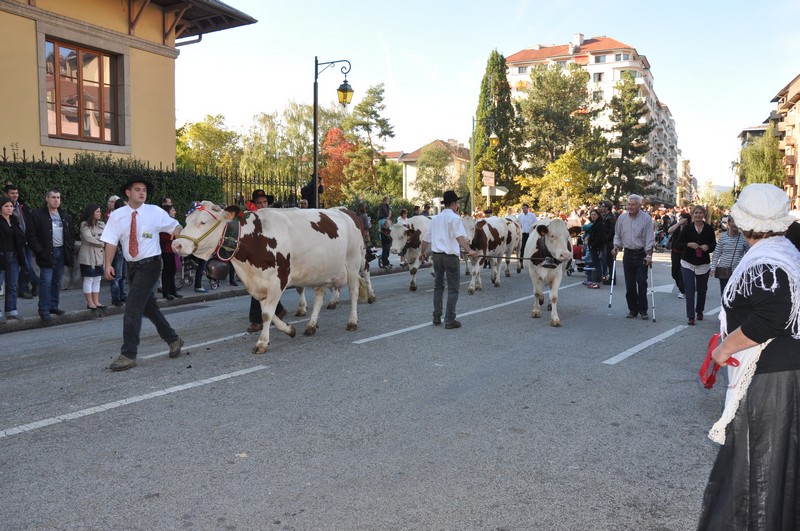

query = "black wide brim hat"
[{"left": 120, "top": 176, "right": 154, "bottom": 197}]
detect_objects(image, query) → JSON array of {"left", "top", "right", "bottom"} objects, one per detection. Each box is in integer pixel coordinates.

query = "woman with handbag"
[
  {"left": 674, "top": 205, "right": 716, "bottom": 325},
  {"left": 698, "top": 184, "right": 800, "bottom": 529},
  {"left": 710, "top": 215, "right": 748, "bottom": 293}
]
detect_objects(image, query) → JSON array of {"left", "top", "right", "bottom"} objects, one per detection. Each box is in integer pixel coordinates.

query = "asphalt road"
[{"left": 1, "top": 253, "right": 726, "bottom": 530}]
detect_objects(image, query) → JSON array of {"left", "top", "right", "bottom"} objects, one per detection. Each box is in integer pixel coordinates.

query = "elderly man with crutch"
[{"left": 611, "top": 194, "right": 655, "bottom": 320}]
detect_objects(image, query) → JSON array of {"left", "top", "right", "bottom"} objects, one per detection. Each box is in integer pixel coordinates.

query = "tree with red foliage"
[{"left": 319, "top": 127, "right": 355, "bottom": 206}]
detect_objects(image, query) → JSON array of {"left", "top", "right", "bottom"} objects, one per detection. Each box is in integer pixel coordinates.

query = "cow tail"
[{"left": 358, "top": 277, "right": 367, "bottom": 303}]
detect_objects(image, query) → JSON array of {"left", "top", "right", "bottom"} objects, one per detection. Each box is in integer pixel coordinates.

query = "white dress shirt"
[
  {"left": 423, "top": 208, "right": 468, "bottom": 256},
  {"left": 101, "top": 204, "right": 179, "bottom": 261}
]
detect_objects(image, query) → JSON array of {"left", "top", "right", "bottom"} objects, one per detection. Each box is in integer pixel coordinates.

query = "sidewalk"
[{"left": 0, "top": 252, "right": 417, "bottom": 334}]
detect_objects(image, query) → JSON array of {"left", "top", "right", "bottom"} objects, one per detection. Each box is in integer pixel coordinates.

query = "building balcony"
[{"left": 783, "top": 155, "right": 797, "bottom": 166}]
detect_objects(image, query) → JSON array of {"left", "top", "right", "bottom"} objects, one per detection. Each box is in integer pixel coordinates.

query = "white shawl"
[{"left": 708, "top": 236, "right": 800, "bottom": 444}]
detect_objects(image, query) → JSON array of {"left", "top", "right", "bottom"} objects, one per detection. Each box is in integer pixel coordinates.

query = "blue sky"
[{"left": 175, "top": 0, "right": 799, "bottom": 187}]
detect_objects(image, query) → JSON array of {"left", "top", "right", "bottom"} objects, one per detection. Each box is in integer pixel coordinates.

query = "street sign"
[
  {"left": 481, "top": 170, "right": 495, "bottom": 187},
  {"left": 481, "top": 186, "right": 508, "bottom": 196}
]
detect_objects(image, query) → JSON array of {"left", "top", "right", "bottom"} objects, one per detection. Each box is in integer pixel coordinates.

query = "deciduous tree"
[{"left": 738, "top": 125, "right": 783, "bottom": 186}]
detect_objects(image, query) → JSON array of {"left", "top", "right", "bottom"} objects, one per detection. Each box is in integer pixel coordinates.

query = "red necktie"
[{"left": 129, "top": 210, "right": 139, "bottom": 258}]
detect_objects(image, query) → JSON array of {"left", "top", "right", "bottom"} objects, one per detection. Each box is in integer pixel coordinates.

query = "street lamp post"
[
  {"left": 470, "top": 116, "right": 499, "bottom": 215},
  {"left": 564, "top": 178, "right": 571, "bottom": 213},
  {"left": 313, "top": 56, "right": 353, "bottom": 208}
]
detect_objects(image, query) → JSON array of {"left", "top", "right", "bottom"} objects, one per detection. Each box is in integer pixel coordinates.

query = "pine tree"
[
  {"left": 342, "top": 84, "right": 395, "bottom": 194},
  {"left": 473, "top": 50, "right": 518, "bottom": 204},
  {"left": 607, "top": 71, "right": 655, "bottom": 197}
]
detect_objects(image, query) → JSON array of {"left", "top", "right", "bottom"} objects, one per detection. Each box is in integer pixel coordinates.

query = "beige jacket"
[{"left": 78, "top": 220, "right": 105, "bottom": 267}]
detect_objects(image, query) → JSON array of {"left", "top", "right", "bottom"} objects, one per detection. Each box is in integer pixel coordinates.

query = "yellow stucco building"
[{"left": 0, "top": 0, "right": 254, "bottom": 166}]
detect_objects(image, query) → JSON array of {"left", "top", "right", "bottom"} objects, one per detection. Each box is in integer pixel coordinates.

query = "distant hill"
[{"left": 714, "top": 185, "right": 732, "bottom": 194}]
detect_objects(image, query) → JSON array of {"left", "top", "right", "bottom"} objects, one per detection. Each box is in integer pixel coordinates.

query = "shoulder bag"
[{"left": 714, "top": 234, "right": 740, "bottom": 280}]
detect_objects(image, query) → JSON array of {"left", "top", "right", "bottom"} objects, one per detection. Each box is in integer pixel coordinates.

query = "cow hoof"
[
  {"left": 288, "top": 325, "right": 296, "bottom": 338},
  {"left": 368, "top": 295, "right": 377, "bottom": 303},
  {"left": 468, "top": 288, "right": 475, "bottom": 295},
  {"left": 346, "top": 322, "right": 358, "bottom": 331},
  {"left": 303, "top": 325, "right": 317, "bottom": 336},
  {"left": 409, "top": 284, "right": 417, "bottom": 292},
  {"left": 251, "top": 344, "right": 268, "bottom": 355},
  {"left": 550, "top": 320, "right": 561, "bottom": 327},
  {"left": 532, "top": 311, "right": 541, "bottom": 318},
  {"left": 326, "top": 302, "right": 337, "bottom": 310},
  {"left": 505, "top": 271, "right": 511, "bottom": 277},
  {"left": 493, "top": 282, "right": 500, "bottom": 288},
  {"left": 295, "top": 310, "right": 307, "bottom": 317},
  {"left": 477, "top": 286, "right": 483, "bottom": 291}
]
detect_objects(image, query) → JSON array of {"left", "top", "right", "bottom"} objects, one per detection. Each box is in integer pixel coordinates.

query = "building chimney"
[{"left": 572, "top": 33, "right": 584, "bottom": 47}]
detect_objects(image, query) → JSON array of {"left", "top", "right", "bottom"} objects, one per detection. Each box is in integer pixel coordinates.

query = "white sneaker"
[{"left": 677, "top": 293, "right": 685, "bottom": 299}]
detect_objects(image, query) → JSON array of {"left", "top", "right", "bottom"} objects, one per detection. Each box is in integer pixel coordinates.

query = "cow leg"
[
  {"left": 504, "top": 254, "right": 511, "bottom": 277},
  {"left": 304, "top": 287, "right": 326, "bottom": 335},
  {"left": 549, "top": 271, "right": 563, "bottom": 327},
  {"left": 254, "top": 292, "right": 295, "bottom": 354},
  {"left": 531, "top": 274, "right": 544, "bottom": 319},
  {"left": 362, "top": 267, "right": 376, "bottom": 303},
  {"left": 346, "top": 268, "right": 360, "bottom": 331},
  {"left": 468, "top": 260, "right": 481, "bottom": 295},
  {"left": 326, "top": 287, "right": 340, "bottom": 310},
  {"left": 492, "top": 258, "right": 501, "bottom": 287},
  {"left": 295, "top": 287, "right": 308, "bottom": 316}
]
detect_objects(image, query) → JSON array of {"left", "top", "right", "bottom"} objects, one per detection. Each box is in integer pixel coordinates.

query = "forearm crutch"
[{"left": 608, "top": 257, "right": 617, "bottom": 308}]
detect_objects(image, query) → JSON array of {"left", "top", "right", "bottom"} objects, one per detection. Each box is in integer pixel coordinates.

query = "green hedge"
[{"left": 0, "top": 152, "right": 223, "bottom": 227}]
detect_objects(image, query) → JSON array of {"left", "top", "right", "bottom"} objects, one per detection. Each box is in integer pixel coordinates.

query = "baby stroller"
[
  {"left": 565, "top": 226, "right": 586, "bottom": 276},
  {"left": 175, "top": 255, "right": 220, "bottom": 291}
]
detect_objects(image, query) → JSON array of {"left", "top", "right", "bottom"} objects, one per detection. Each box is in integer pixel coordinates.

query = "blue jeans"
[
  {"left": 432, "top": 253, "right": 460, "bottom": 323},
  {"left": 682, "top": 267, "right": 709, "bottom": 319},
  {"left": 1, "top": 253, "right": 20, "bottom": 316},
  {"left": 122, "top": 257, "right": 179, "bottom": 359},
  {"left": 111, "top": 249, "right": 126, "bottom": 302},
  {"left": 17, "top": 246, "right": 38, "bottom": 292},
  {"left": 38, "top": 247, "right": 65, "bottom": 315}
]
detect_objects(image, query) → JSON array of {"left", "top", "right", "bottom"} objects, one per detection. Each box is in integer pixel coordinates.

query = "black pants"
[
  {"left": 622, "top": 250, "right": 648, "bottom": 315},
  {"left": 670, "top": 251, "right": 684, "bottom": 294},
  {"left": 249, "top": 296, "right": 285, "bottom": 323},
  {"left": 432, "top": 253, "right": 460, "bottom": 324},
  {"left": 161, "top": 252, "right": 176, "bottom": 297},
  {"left": 122, "top": 257, "right": 178, "bottom": 359},
  {"left": 520, "top": 233, "right": 530, "bottom": 265}
]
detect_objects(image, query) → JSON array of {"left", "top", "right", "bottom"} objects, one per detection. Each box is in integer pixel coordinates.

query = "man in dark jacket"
[
  {"left": 600, "top": 200, "right": 617, "bottom": 285},
  {"left": 300, "top": 174, "right": 323, "bottom": 209},
  {"left": 3, "top": 184, "right": 38, "bottom": 299},
  {"left": 27, "top": 189, "right": 75, "bottom": 323}
]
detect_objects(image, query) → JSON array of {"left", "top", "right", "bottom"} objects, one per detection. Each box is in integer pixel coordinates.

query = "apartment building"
[
  {"left": 771, "top": 74, "right": 800, "bottom": 209},
  {"left": 0, "top": 0, "right": 254, "bottom": 167},
  {"left": 506, "top": 33, "right": 679, "bottom": 205},
  {"left": 398, "top": 139, "right": 470, "bottom": 202}
]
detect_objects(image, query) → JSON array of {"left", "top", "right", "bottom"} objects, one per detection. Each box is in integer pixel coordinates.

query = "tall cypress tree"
[
  {"left": 607, "top": 71, "right": 655, "bottom": 197},
  {"left": 473, "top": 50, "right": 518, "bottom": 204}
]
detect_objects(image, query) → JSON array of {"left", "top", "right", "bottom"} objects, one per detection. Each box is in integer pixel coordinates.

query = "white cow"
[
  {"left": 173, "top": 202, "right": 366, "bottom": 354},
  {"left": 501, "top": 216, "right": 522, "bottom": 277},
  {"left": 389, "top": 215, "right": 431, "bottom": 291},
  {"left": 461, "top": 217, "right": 477, "bottom": 275},
  {"left": 522, "top": 218, "right": 573, "bottom": 327},
  {"left": 467, "top": 216, "right": 510, "bottom": 294}
]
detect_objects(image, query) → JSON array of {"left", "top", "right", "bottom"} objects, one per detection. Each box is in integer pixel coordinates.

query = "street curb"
[
  {"left": 0, "top": 287, "right": 251, "bottom": 335},
  {"left": 0, "top": 261, "right": 424, "bottom": 335}
]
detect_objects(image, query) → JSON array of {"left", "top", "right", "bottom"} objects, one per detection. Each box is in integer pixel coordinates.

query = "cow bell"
[
  {"left": 205, "top": 258, "right": 230, "bottom": 280},
  {"left": 542, "top": 256, "right": 558, "bottom": 269}
]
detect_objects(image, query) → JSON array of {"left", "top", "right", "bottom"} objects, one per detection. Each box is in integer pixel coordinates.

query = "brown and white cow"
[
  {"left": 522, "top": 218, "right": 572, "bottom": 327},
  {"left": 461, "top": 216, "right": 477, "bottom": 275},
  {"left": 295, "top": 207, "right": 377, "bottom": 313},
  {"left": 173, "top": 202, "right": 366, "bottom": 354},
  {"left": 501, "top": 216, "right": 522, "bottom": 277},
  {"left": 467, "top": 216, "right": 510, "bottom": 294},
  {"left": 389, "top": 215, "right": 431, "bottom": 291}
]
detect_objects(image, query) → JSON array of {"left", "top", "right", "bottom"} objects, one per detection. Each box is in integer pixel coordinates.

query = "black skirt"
[{"left": 697, "top": 370, "right": 800, "bottom": 530}]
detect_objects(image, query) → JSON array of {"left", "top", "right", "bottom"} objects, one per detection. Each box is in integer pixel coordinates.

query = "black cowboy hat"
[
  {"left": 442, "top": 190, "right": 461, "bottom": 206},
  {"left": 120, "top": 175, "right": 154, "bottom": 197}
]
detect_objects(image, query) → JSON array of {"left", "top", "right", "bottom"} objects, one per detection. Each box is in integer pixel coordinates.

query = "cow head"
[
  {"left": 535, "top": 218, "right": 572, "bottom": 263},
  {"left": 388, "top": 223, "right": 408, "bottom": 254},
  {"left": 172, "top": 201, "right": 231, "bottom": 259}
]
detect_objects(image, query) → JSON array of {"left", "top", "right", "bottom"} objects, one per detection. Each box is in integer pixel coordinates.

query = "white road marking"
[
  {"left": 354, "top": 281, "right": 582, "bottom": 344},
  {"left": 603, "top": 305, "right": 721, "bottom": 365},
  {"left": 0, "top": 366, "right": 268, "bottom": 439}
]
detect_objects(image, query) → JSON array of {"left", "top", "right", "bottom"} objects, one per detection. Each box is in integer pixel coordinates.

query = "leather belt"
[{"left": 129, "top": 255, "right": 160, "bottom": 265}]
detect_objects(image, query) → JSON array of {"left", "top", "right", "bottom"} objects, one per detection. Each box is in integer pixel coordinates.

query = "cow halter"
[{"left": 173, "top": 202, "right": 225, "bottom": 255}]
